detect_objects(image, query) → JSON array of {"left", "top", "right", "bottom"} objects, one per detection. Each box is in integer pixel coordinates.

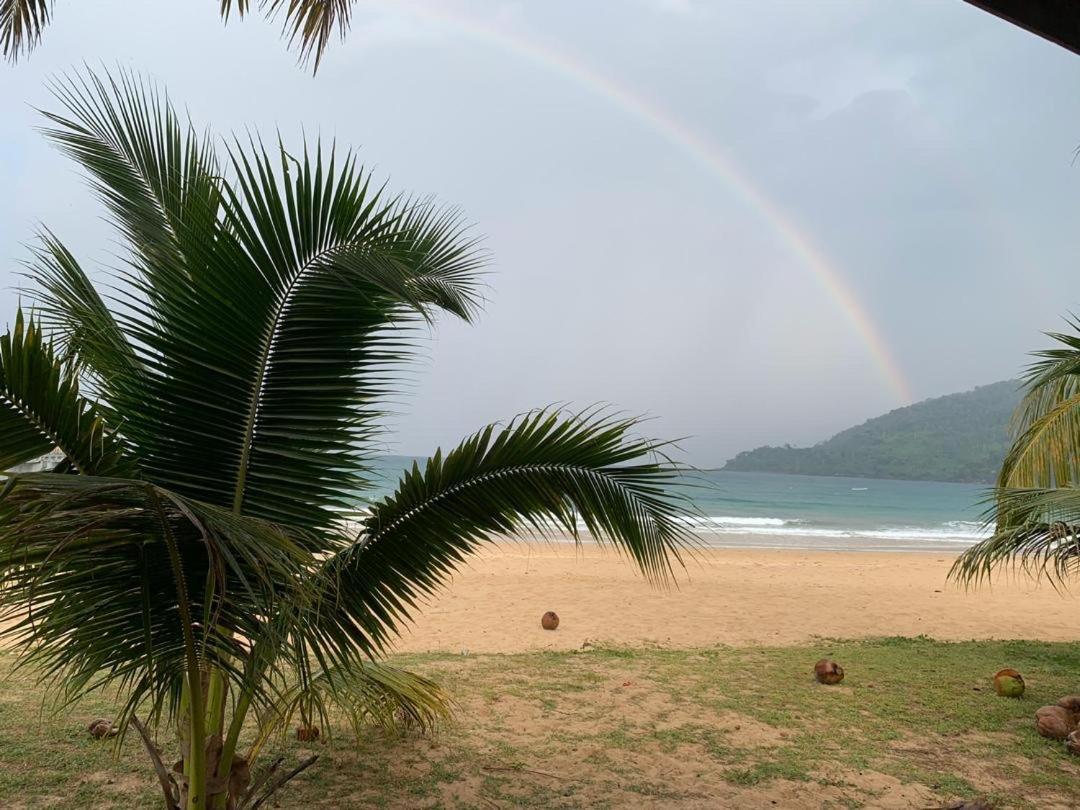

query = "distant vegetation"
[{"left": 723, "top": 381, "right": 1021, "bottom": 483}]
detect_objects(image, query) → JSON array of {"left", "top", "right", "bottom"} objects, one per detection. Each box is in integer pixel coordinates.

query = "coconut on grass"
[
  {"left": 1067, "top": 730, "right": 1080, "bottom": 756},
  {"left": 87, "top": 719, "right": 118, "bottom": 739},
  {"left": 993, "top": 668, "right": 1025, "bottom": 698},
  {"left": 1035, "top": 705, "right": 1077, "bottom": 740},
  {"left": 814, "top": 659, "right": 844, "bottom": 685}
]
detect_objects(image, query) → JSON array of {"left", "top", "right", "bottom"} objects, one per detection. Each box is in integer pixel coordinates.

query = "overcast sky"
[{"left": 1, "top": 0, "right": 1078, "bottom": 465}]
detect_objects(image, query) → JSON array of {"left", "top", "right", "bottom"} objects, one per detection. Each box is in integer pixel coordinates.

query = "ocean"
[{"left": 363, "top": 458, "right": 991, "bottom": 553}]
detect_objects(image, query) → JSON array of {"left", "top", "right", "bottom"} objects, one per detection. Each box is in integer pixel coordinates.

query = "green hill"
[{"left": 722, "top": 381, "right": 1022, "bottom": 483}]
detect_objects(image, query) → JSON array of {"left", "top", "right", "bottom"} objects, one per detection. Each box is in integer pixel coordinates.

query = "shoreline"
[
  {"left": 391, "top": 541, "right": 1077, "bottom": 654},
  {"left": 659, "top": 533, "right": 979, "bottom": 553}
]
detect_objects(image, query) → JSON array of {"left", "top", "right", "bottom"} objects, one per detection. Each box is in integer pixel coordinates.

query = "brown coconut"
[
  {"left": 541, "top": 611, "right": 559, "bottom": 631},
  {"left": 87, "top": 718, "right": 118, "bottom": 739},
  {"left": 814, "top": 658, "right": 844, "bottom": 685},
  {"left": 295, "top": 725, "right": 321, "bottom": 742},
  {"left": 1058, "top": 695, "right": 1080, "bottom": 713},
  {"left": 1066, "top": 730, "right": 1080, "bottom": 756},
  {"left": 1035, "top": 705, "right": 1077, "bottom": 740},
  {"left": 229, "top": 756, "right": 252, "bottom": 800}
]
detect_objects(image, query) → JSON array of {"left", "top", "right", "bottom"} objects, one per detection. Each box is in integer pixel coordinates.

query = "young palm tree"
[
  {"left": 3, "top": 0, "right": 353, "bottom": 68},
  {"left": 952, "top": 321, "right": 1080, "bottom": 584},
  {"left": 0, "top": 70, "right": 695, "bottom": 809}
]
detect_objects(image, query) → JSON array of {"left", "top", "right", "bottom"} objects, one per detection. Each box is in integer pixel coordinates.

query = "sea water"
[{"left": 362, "top": 458, "right": 990, "bottom": 553}]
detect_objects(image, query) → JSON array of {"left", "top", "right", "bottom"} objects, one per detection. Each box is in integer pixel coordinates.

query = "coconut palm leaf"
[
  {"left": 213, "top": 138, "right": 483, "bottom": 525},
  {"left": 221, "top": 0, "right": 353, "bottom": 70},
  {"left": 24, "top": 229, "right": 140, "bottom": 389},
  {"left": 316, "top": 409, "right": 695, "bottom": 658},
  {"left": 999, "top": 389, "right": 1080, "bottom": 489},
  {"left": 0, "top": 0, "right": 49, "bottom": 61},
  {"left": 953, "top": 321, "right": 1080, "bottom": 585},
  {"left": 951, "top": 486, "right": 1080, "bottom": 585},
  {"left": 31, "top": 70, "right": 482, "bottom": 532},
  {"left": 40, "top": 70, "right": 223, "bottom": 286},
  {"left": 0, "top": 310, "right": 133, "bottom": 475},
  {"left": 998, "top": 322, "right": 1080, "bottom": 489},
  {"left": 272, "top": 657, "right": 452, "bottom": 744},
  {"left": 6, "top": 1, "right": 355, "bottom": 68},
  {"left": 0, "top": 473, "right": 317, "bottom": 721}
]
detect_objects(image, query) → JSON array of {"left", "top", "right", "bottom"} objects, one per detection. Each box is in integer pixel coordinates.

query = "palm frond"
[
  {"left": 953, "top": 320, "right": 1080, "bottom": 586},
  {"left": 217, "top": 138, "right": 484, "bottom": 526},
  {"left": 7, "top": 1, "right": 358, "bottom": 68},
  {"left": 40, "top": 69, "right": 222, "bottom": 285},
  {"left": 0, "top": 0, "right": 50, "bottom": 62},
  {"left": 951, "top": 486, "right": 1080, "bottom": 586},
  {"left": 999, "top": 322, "right": 1080, "bottom": 488},
  {"left": 273, "top": 659, "right": 451, "bottom": 744},
  {"left": 24, "top": 229, "right": 141, "bottom": 390},
  {"left": 316, "top": 409, "right": 697, "bottom": 657},
  {"left": 999, "top": 389, "right": 1080, "bottom": 488},
  {"left": 37, "top": 70, "right": 484, "bottom": 532},
  {"left": 0, "top": 473, "right": 316, "bottom": 723},
  {"left": 222, "top": 0, "right": 354, "bottom": 70},
  {"left": 0, "top": 310, "right": 134, "bottom": 475}
]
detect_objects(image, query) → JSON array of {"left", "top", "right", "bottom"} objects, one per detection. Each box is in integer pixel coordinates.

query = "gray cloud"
[{"left": 1, "top": 0, "right": 1077, "bottom": 464}]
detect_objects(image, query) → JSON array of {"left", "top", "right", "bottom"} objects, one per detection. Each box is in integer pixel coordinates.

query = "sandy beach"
[{"left": 394, "top": 540, "right": 1079, "bottom": 653}]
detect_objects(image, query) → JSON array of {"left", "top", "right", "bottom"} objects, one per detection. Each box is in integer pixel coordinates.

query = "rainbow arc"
[{"left": 390, "top": 6, "right": 913, "bottom": 404}]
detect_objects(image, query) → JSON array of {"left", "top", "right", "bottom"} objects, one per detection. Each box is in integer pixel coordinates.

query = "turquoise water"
[{"left": 363, "top": 457, "right": 990, "bottom": 552}]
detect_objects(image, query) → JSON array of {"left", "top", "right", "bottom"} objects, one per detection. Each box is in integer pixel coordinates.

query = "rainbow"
[{"left": 385, "top": 5, "right": 913, "bottom": 404}]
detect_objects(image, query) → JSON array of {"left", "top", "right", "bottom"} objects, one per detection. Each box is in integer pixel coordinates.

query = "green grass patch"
[{"left": 2, "top": 638, "right": 1080, "bottom": 807}]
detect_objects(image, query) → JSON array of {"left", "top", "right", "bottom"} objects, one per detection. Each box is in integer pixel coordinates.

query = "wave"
[
  {"left": 675, "top": 515, "right": 792, "bottom": 528},
  {"left": 680, "top": 515, "right": 989, "bottom": 544},
  {"left": 345, "top": 498, "right": 988, "bottom": 548},
  {"left": 493, "top": 512, "right": 988, "bottom": 546}
]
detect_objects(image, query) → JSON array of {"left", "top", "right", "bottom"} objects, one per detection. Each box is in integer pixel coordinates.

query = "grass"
[{"left": 2, "top": 637, "right": 1080, "bottom": 807}]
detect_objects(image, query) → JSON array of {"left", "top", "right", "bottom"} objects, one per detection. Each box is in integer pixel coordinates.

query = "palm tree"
[
  {"left": 952, "top": 321, "right": 1080, "bottom": 585},
  {"left": 3, "top": 0, "right": 353, "bottom": 68},
  {"left": 0, "top": 69, "right": 696, "bottom": 810}
]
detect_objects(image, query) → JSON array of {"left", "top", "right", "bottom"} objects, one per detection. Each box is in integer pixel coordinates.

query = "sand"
[{"left": 393, "top": 541, "right": 1079, "bottom": 653}]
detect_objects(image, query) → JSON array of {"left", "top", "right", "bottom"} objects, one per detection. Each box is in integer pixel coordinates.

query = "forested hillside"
[{"left": 722, "top": 381, "right": 1021, "bottom": 483}]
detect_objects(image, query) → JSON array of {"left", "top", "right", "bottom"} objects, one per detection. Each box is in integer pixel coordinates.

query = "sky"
[{"left": 1, "top": 0, "right": 1078, "bottom": 466}]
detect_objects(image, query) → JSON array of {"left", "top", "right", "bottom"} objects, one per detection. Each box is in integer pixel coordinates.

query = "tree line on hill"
[{"left": 722, "top": 380, "right": 1021, "bottom": 483}]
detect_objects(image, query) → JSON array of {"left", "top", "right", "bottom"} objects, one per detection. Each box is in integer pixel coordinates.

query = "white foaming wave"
[
  {"left": 856, "top": 528, "right": 986, "bottom": 542},
  {"left": 685, "top": 516, "right": 989, "bottom": 544},
  {"left": 570, "top": 515, "right": 794, "bottom": 532},
  {"left": 571, "top": 513, "right": 985, "bottom": 544},
  {"left": 675, "top": 515, "right": 791, "bottom": 528}
]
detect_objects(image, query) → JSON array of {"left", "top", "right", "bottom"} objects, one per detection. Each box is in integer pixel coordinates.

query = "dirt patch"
[
  {"left": 836, "top": 770, "right": 938, "bottom": 808},
  {"left": 80, "top": 770, "right": 147, "bottom": 795},
  {"left": 713, "top": 711, "right": 781, "bottom": 748}
]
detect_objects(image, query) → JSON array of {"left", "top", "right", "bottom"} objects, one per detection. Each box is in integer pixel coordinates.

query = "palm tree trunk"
[
  {"left": 212, "top": 689, "right": 252, "bottom": 809},
  {"left": 150, "top": 485, "right": 209, "bottom": 809},
  {"left": 183, "top": 668, "right": 208, "bottom": 810},
  {"left": 206, "top": 669, "right": 227, "bottom": 740},
  {"left": 211, "top": 433, "right": 262, "bottom": 809}
]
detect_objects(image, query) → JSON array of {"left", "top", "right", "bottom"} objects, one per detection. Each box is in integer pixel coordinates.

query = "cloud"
[
  {"left": 636, "top": 0, "right": 710, "bottom": 17},
  {"left": 0, "top": 0, "right": 1077, "bottom": 463}
]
